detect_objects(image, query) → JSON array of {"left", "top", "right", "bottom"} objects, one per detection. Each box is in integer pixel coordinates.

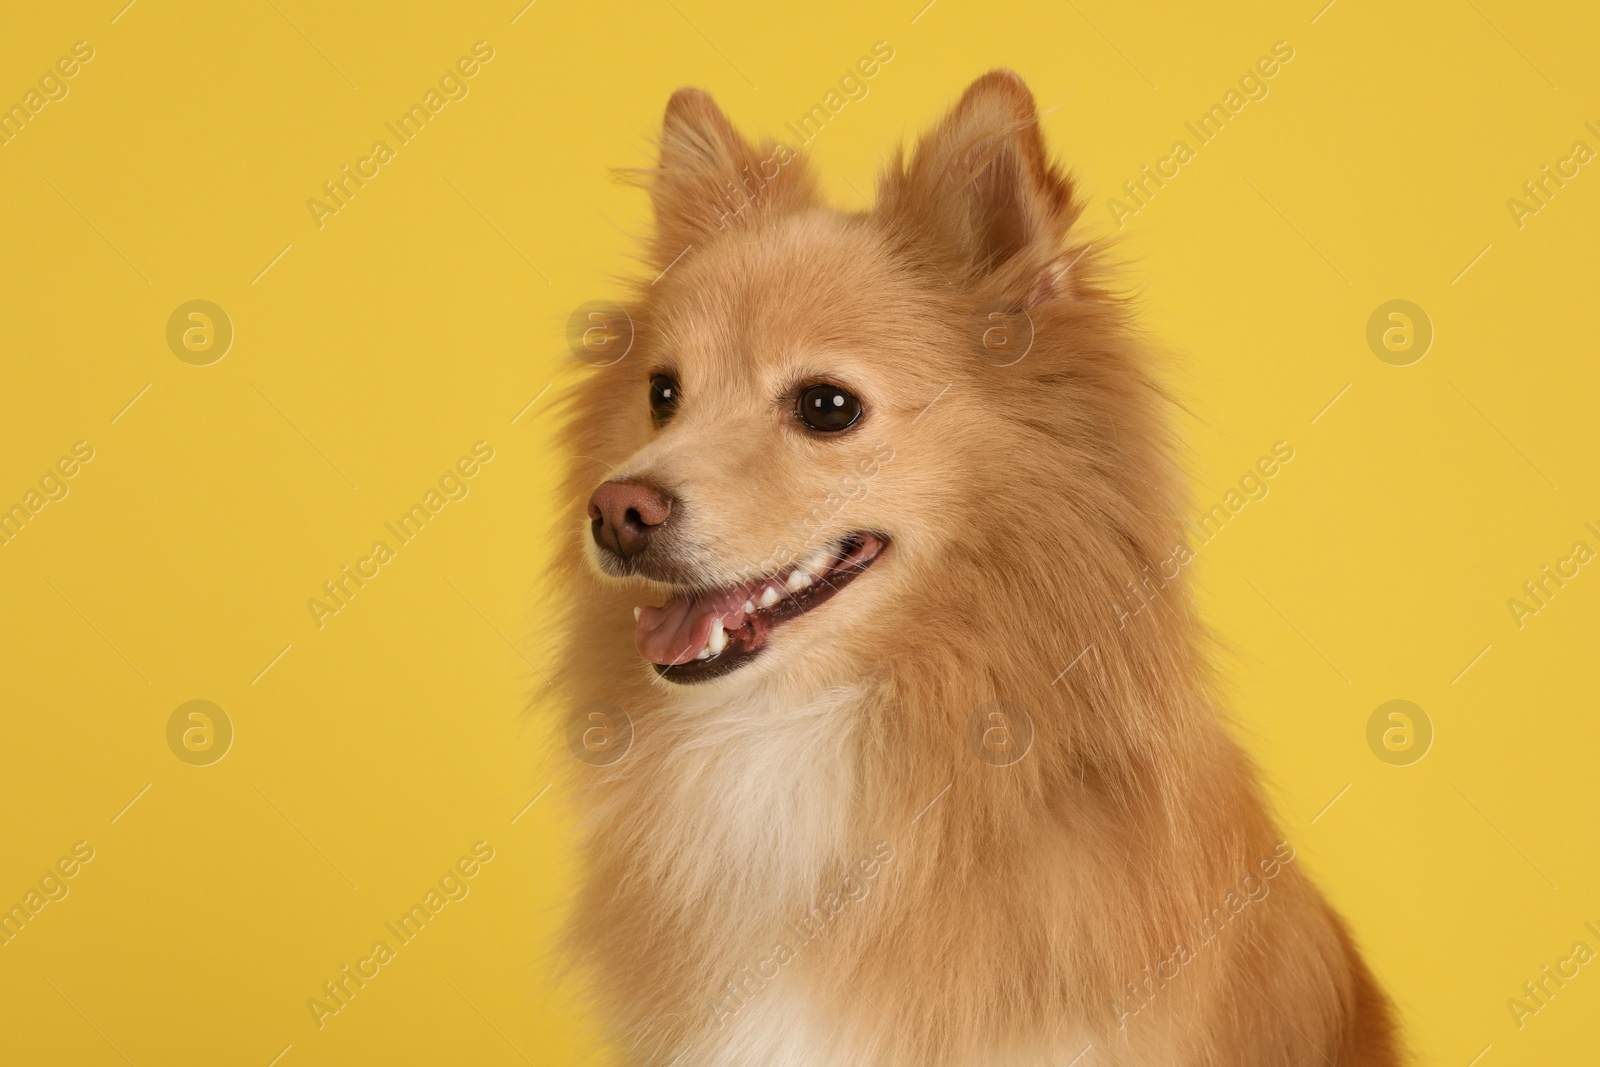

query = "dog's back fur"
[{"left": 550, "top": 71, "right": 1402, "bottom": 1066}]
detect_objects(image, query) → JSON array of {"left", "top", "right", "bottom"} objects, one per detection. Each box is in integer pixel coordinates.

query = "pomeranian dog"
[{"left": 551, "top": 70, "right": 1401, "bottom": 1066}]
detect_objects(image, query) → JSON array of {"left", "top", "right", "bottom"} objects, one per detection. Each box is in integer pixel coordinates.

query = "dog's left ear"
[{"left": 879, "top": 70, "right": 1079, "bottom": 303}]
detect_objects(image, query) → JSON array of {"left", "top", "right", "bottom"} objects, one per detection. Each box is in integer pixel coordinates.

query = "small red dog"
[{"left": 552, "top": 70, "right": 1401, "bottom": 1066}]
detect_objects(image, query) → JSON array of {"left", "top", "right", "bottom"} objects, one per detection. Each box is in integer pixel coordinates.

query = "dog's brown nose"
[{"left": 588, "top": 480, "right": 673, "bottom": 559}]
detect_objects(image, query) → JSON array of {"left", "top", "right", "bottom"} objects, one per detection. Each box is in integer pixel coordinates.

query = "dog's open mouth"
[{"left": 635, "top": 532, "right": 888, "bottom": 683}]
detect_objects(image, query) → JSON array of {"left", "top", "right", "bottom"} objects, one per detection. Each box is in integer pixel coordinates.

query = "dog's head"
[{"left": 576, "top": 71, "right": 1149, "bottom": 688}]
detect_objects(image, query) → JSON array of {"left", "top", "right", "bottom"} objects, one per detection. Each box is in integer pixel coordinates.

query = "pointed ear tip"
[
  {"left": 664, "top": 86, "right": 719, "bottom": 124},
  {"left": 963, "top": 68, "right": 1038, "bottom": 114}
]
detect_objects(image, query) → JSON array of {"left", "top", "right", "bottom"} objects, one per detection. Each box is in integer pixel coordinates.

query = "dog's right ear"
[{"left": 642, "top": 89, "right": 814, "bottom": 271}]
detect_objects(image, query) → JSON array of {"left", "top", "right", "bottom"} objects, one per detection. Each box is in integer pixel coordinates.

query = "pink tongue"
[{"left": 636, "top": 586, "right": 752, "bottom": 666}]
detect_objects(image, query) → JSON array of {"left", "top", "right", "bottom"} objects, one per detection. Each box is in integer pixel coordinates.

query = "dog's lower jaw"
[{"left": 639, "top": 533, "right": 889, "bottom": 684}]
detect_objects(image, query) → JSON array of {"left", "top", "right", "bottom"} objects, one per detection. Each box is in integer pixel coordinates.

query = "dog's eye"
[
  {"left": 649, "top": 374, "right": 680, "bottom": 421},
  {"left": 797, "top": 383, "right": 862, "bottom": 432}
]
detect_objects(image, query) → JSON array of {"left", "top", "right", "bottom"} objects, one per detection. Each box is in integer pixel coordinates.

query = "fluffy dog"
[{"left": 550, "top": 70, "right": 1401, "bottom": 1066}]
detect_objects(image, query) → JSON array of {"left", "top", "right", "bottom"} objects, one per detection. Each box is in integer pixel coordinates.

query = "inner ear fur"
[
  {"left": 878, "top": 70, "right": 1080, "bottom": 300},
  {"left": 637, "top": 88, "right": 817, "bottom": 271}
]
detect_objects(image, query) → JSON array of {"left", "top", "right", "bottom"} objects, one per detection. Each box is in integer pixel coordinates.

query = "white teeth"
[
  {"left": 758, "top": 585, "right": 781, "bottom": 608},
  {"left": 633, "top": 607, "right": 642, "bottom": 621},
  {"left": 785, "top": 545, "right": 832, "bottom": 592},
  {"left": 692, "top": 619, "right": 725, "bottom": 661},
  {"left": 743, "top": 599, "right": 755, "bottom": 614},
  {"left": 799, "top": 546, "right": 832, "bottom": 575}
]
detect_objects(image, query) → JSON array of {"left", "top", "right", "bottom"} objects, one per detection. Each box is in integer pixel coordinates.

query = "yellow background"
[{"left": 2, "top": 1, "right": 1596, "bottom": 1064}]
